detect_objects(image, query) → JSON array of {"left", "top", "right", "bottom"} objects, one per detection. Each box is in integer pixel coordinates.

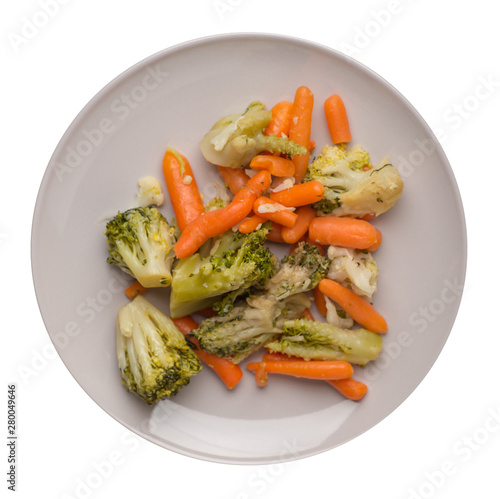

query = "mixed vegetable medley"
[{"left": 104, "top": 86, "right": 404, "bottom": 405}]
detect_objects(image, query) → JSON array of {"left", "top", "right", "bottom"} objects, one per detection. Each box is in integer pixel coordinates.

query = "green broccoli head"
[
  {"left": 265, "top": 241, "right": 331, "bottom": 300},
  {"left": 199, "top": 101, "right": 307, "bottom": 168},
  {"left": 192, "top": 292, "right": 311, "bottom": 363},
  {"left": 105, "top": 206, "right": 176, "bottom": 288},
  {"left": 266, "top": 318, "right": 383, "bottom": 366},
  {"left": 306, "top": 144, "right": 403, "bottom": 217},
  {"left": 169, "top": 224, "right": 279, "bottom": 318},
  {"left": 116, "top": 295, "right": 202, "bottom": 405}
]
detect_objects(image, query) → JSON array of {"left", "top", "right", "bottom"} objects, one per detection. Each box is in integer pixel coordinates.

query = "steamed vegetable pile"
[{"left": 104, "top": 86, "right": 404, "bottom": 405}]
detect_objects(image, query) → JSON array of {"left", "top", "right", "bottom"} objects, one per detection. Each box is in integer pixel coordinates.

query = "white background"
[{"left": 2, "top": 1, "right": 499, "bottom": 498}]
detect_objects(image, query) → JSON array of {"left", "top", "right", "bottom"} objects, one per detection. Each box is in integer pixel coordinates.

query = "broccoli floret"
[
  {"left": 169, "top": 224, "right": 279, "bottom": 318},
  {"left": 266, "top": 318, "right": 383, "bottom": 366},
  {"left": 192, "top": 293, "right": 311, "bottom": 363},
  {"left": 105, "top": 206, "right": 176, "bottom": 288},
  {"left": 192, "top": 242, "right": 330, "bottom": 362},
  {"left": 116, "top": 295, "right": 202, "bottom": 405},
  {"left": 265, "top": 241, "right": 331, "bottom": 300},
  {"left": 199, "top": 101, "right": 307, "bottom": 168},
  {"left": 327, "top": 246, "right": 379, "bottom": 301},
  {"left": 306, "top": 144, "right": 404, "bottom": 217}
]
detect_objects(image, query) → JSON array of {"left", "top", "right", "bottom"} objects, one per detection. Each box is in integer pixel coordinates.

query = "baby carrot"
[
  {"left": 264, "top": 100, "right": 293, "bottom": 137},
  {"left": 313, "top": 286, "right": 328, "bottom": 317},
  {"left": 327, "top": 377, "right": 368, "bottom": 401},
  {"left": 238, "top": 214, "right": 267, "bottom": 234},
  {"left": 288, "top": 86, "right": 314, "bottom": 183},
  {"left": 261, "top": 352, "right": 366, "bottom": 400},
  {"left": 174, "top": 170, "right": 271, "bottom": 259},
  {"left": 124, "top": 280, "right": 147, "bottom": 299},
  {"left": 162, "top": 148, "right": 205, "bottom": 232},
  {"left": 217, "top": 165, "right": 251, "bottom": 195},
  {"left": 253, "top": 196, "right": 298, "bottom": 228},
  {"left": 269, "top": 181, "right": 324, "bottom": 207},
  {"left": 266, "top": 222, "right": 286, "bottom": 243},
  {"left": 308, "top": 216, "right": 378, "bottom": 249},
  {"left": 249, "top": 155, "right": 295, "bottom": 177},
  {"left": 172, "top": 316, "right": 243, "bottom": 389},
  {"left": 318, "top": 278, "right": 388, "bottom": 334},
  {"left": 366, "top": 228, "right": 382, "bottom": 251},
  {"left": 301, "top": 308, "right": 315, "bottom": 321},
  {"left": 246, "top": 359, "right": 353, "bottom": 380},
  {"left": 254, "top": 362, "right": 268, "bottom": 387},
  {"left": 324, "top": 94, "right": 352, "bottom": 144},
  {"left": 281, "top": 205, "right": 316, "bottom": 244}
]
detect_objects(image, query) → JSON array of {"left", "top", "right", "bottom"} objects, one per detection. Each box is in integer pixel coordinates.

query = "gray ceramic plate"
[{"left": 32, "top": 33, "right": 466, "bottom": 464}]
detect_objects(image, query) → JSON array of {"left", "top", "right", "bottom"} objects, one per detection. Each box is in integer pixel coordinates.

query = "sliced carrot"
[
  {"left": 318, "top": 278, "right": 388, "bottom": 334},
  {"left": 246, "top": 359, "right": 353, "bottom": 380},
  {"left": 269, "top": 181, "right": 324, "bottom": 207},
  {"left": 288, "top": 86, "right": 314, "bottom": 183},
  {"left": 174, "top": 170, "right": 271, "bottom": 259},
  {"left": 264, "top": 100, "right": 293, "bottom": 137},
  {"left": 253, "top": 196, "right": 298, "bottom": 228},
  {"left": 162, "top": 148, "right": 205, "bottom": 232},
  {"left": 281, "top": 205, "right": 316, "bottom": 244},
  {"left": 249, "top": 155, "right": 295, "bottom": 177},
  {"left": 124, "top": 280, "right": 147, "bottom": 299},
  {"left": 327, "top": 377, "right": 368, "bottom": 401},
  {"left": 217, "top": 165, "right": 251, "bottom": 196},
  {"left": 308, "top": 216, "right": 378, "bottom": 249},
  {"left": 172, "top": 316, "right": 243, "bottom": 390},
  {"left": 324, "top": 94, "right": 352, "bottom": 144},
  {"left": 238, "top": 214, "right": 267, "bottom": 234},
  {"left": 313, "top": 286, "right": 328, "bottom": 317},
  {"left": 366, "top": 228, "right": 382, "bottom": 251}
]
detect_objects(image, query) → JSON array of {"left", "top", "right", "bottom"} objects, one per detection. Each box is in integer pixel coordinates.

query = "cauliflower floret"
[
  {"left": 135, "top": 176, "right": 165, "bottom": 207},
  {"left": 306, "top": 144, "right": 403, "bottom": 217},
  {"left": 327, "top": 246, "right": 379, "bottom": 301}
]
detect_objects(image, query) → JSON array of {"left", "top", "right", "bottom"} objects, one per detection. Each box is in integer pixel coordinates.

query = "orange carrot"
[
  {"left": 308, "top": 216, "right": 378, "bottom": 249},
  {"left": 281, "top": 205, "right": 316, "bottom": 244},
  {"left": 267, "top": 222, "right": 286, "bottom": 243},
  {"left": 172, "top": 316, "right": 243, "bottom": 389},
  {"left": 124, "top": 280, "right": 147, "bottom": 299},
  {"left": 301, "top": 308, "right": 315, "bottom": 321},
  {"left": 253, "top": 196, "right": 298, "bottom": 228},
  {"left": 309, "top": 140, "right": 316, "bottom": 152},
  {"left": 318, "top": 278, "right": 388, "bottom": 334},
  {"left": 261, "top": 353, "right": 367, "bottom": 400},
  {"left": 324, "top": 94, "right": 352, "bottom": 144},
  {"left": 196, "top": 308, "right": 217, "bottom": 317},
  {"left": 327, "top": 377, "right": 368, "bottom": 401},
  {"left": 254, "top": 362, "right": 268, "bottom": 387},
  {"left": 246, "top": 359, "right": 353, "bottom": 380},
  {"left": 264, "top": 100, "right": 293, "bottom": 137},
  {"left": 174, "top": 170, "right": 271, "bottom": 259},
  {"left": 249, "top": 155, "right": 295, "bottom": 177},
  {"left": 270, "top": 181, "right": 324, "bottom": 207},
  {"left": 238, "top": 214, "right": 267, "bottom": 234},
  {"left": 162, "top": 148, "right": 205, "bottom": 232},
  {"left": 217, "top": 165, "right": 251, "bottom": 196},
  {"left": 288, "top": 86, "right": 314, "bottom": 183},
  {"left": 313, "top": 286, "right": 328, "bottom": 317},
  {"left": 366, "top": 228, "right": 382, "bottom": 251}
]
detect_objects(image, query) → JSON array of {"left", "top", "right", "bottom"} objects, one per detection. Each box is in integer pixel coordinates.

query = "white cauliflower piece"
[
  {"left": 327, "top": 246, "right": 379, "bottom": 301},
  {"left": 135, "top": 176, "right": 165, "bottom": 207}
]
